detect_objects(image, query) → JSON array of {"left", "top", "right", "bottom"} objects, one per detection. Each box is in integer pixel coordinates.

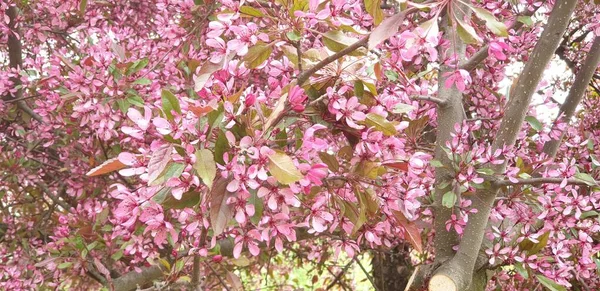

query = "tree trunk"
[{"left": 372, "top": 245, "right": 414, "bottom": 291}]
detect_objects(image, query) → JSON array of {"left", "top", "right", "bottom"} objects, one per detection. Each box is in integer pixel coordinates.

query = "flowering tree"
[{"left": 2, "top": 0, "right": 600, "bottom": 290}]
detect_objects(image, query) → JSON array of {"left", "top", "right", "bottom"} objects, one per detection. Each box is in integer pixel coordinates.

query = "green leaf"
[
  {"left": 476, "top": 168, "right": 494, "bottom": 175},
  {"left": 267, "top": 151, "right": 303, "bottom": 184},
  {"left": 111, "top": 250, "right": 124, "bottom": 261},
  {"left": 574, "top": 172, "right": 597, "bottom": 186},
  {"left": 364, "top": 0, "right": 384, "bottom": 25},
  {"left": 163, "top": 191, "right": 201, "bottom": 210},
  {"left": 116, "top": 99, "right": 130, "bottom": 114},
  {"left": 471, "top": 7, "right": 508, "bottom": 37},
  {"left": 535, "top": 274, "right": 566, "bottom": 291},
  {"left": 79, "top": 0, "right": 87, "bottom": 15},
  {"left": 243, "top": 42, "right": 272, "bottom": 69},
  {"left": 322, "top": 31, "right": 364, "bottom": 56},
  {"left": 384, "top": 70, "right": 398, "bottom": 81},
  {"left": 517, "top": 15, "right": 533, "bottom": 27},
  {"left": 430, "top": 160, "right": 443, "bottom": 168},
  {"left": 363, "top": 113, "right": 397, "bottom": 136},
  {"left": 318, "top": 152, "right": 339, "bottom": 172},
  {"left": 525, "top": 116, "right": 542, "bottom": 131},
  {"left": 528, "top": 232, "right": 550, "bottom": 255},
  {"left": 239, "top": 6, "right": 264, "bottom": 17},
  {"left": 127, "top": 95, "right": 145, "bottom": 107},
  {"left": 354, "top": 80, "right": 364, "bottom": 98},
  {"left": 161, "top": 90, "right": 182, "bottom": 121},
  {"left": 249, "top": 189, "right": 264, "bottom": 225},
  {"left": 214, "top": 130, "right": 229, "bottom": 165},
  {"left": 286, "top": 31, "right": 301, "bottom": 41},
  {"left": 580, "top": 210, "right": 599, "bottom": 219},
  {"left": 152, "top": 187, "right": 172, "bottom": 204},
  {"left": 276, "top": 128, "right": 288, "bottom": 148},
  {"left": 392, "top": 103, "right": 415, "bottom": 114},
  {"left": 352, "top": 188, "right": 368, "bottom": 234},
  {"left": 514, "top": 263, "right": 528, "bottom": 279},
  {"left": 455, "top": 17, "right": 481, "bottom": 44},
  {"left": 58, "top": 262, "right": 73, "bottom": 269},
  {"left": 132, "top": 77, "right": 152, "bottom": 86},
  {"left": 149, "top": 162, "right": 185, "bottom": 186},
  {"left": 442, "top": 191, "right": 457, "bottom": 208},
  {"left": 194, "top": 149, "right": 217, "bottom": 188},
  {"left": 126, "top": 58, "right": 149, "bottom": 76}
]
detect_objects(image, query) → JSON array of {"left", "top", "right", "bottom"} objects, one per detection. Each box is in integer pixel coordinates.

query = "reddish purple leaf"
[
  {"left": 368, "top": 12, "right": 408, "bottom": 50},
  {"left": 209, "top": 176, "right": 234, "bottom": 236},
  {"left": 147, "top": 144, "right": 173, "bottom": 185}
]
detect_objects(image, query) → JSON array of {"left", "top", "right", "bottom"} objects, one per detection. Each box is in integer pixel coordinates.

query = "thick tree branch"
[
  {"left": 191, "top": 255, "right": 201, "bottom": 287},
  {"left": 5, "top": 6, "right": 43, "bottom": 123},
  {"left": 431, "top": 1, "right": 578, "bottom": 290},
  {"left": 112, "top": 265, "right": 165, "bottom": 291},
  {"left": 430, "top": 3, "right": 469, "bottom": 270},
  {"left": 543, "top": 36, "right": 600, "bottom": 158}
]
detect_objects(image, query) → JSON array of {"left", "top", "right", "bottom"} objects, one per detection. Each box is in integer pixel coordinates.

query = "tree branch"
[
  {"left": 204, "top": 261, "right": 231, "bottom": 291},
  {"left": 325, "top": 259, "right": 354, "bottom": 290},
  {"left": 431, "top": 2, "right": 470, "bottom": 270},
  {"left": 493, "top": 177, "right": 596, "bottom": 187},
  {"left": 431, "top": 1, "right": 578, "bottom": 290},
  {"left": 191, "top": 255, "right": 201, "bottom": 290},
  {"left": 5, "top": 6, "right": 43, "bottom": 123},
  {"left": 410, "top": 95, "right": 447, "bottom": 106},
  {"left": 543, "top": 36, "right": 600, "bottom": 158},
  {"left": 112, "top": 265, "right": 165, "bottom": 291},
  {"left": 296, "top": 37, "right": 369, "bottom": 86},
  {"left": 296, "top": 8, "right": 417, "bottom": 86}
]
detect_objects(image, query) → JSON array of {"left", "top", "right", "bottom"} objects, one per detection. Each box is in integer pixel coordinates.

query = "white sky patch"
[{"left": 499, "top": 57, "right": 573, "bottom": 124}]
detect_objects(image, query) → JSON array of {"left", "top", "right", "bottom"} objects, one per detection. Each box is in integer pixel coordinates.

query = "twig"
[
  {"left": 3, "top": 94, "right": 41, "bottom": 103},
  {"left": 410, "top": 95, "right": 446, "bottom": 106},
  {"left": 355, "top": 256, "right": 378, "bottom": 291},
  {"left": 36, "top": 182, "right": 71, "bottom": 211},
  {"left": 204, "top": 261, "right": 231, "bottom": 291},
  {"left": 493, "top": 177, "right": 596, "bottom": 187},
  {"left": 297, "top": 36, "right": 369, "bottom": 86},
  {"left": 325, "top": 259, "right": 354, "bottom": 290}
]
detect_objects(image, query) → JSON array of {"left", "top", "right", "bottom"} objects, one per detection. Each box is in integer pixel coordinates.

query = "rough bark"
[
  {"left": 5, "top": 6, "right": 44, "bottom": 123},
  {"left": 112, "top": 265, "right": 165, "bottom": 291},
  {"left": 372, "top": 246, "right": 414, "bottom": 291},
  {"left": 430, "top": 1, "right": 578, "bottom": 290},
  {"left": 431, "top": 3, "right": 469, "bottom": 265}
]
